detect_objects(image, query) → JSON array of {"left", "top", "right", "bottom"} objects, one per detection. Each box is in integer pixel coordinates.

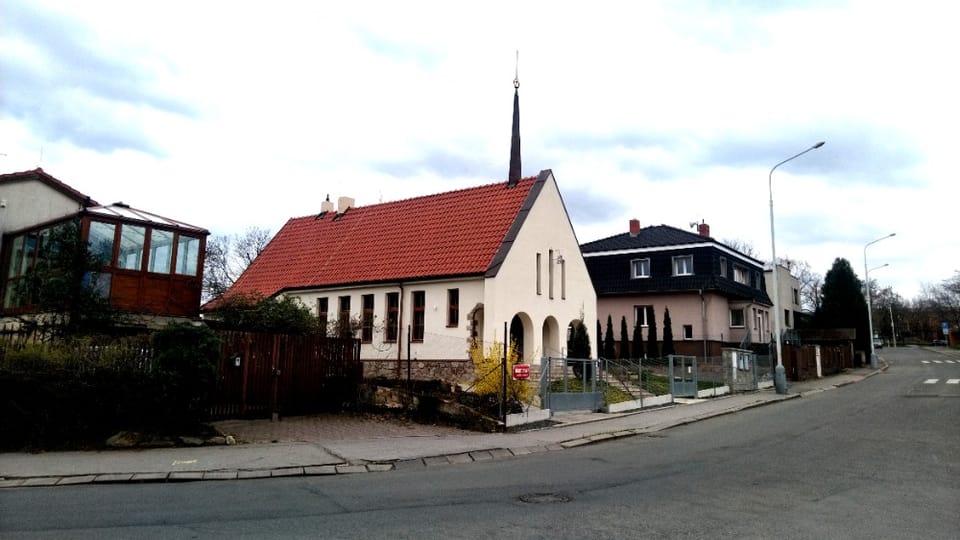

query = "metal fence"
[{"left": 538, "top": 357, "right": 603, "bottom": 412}]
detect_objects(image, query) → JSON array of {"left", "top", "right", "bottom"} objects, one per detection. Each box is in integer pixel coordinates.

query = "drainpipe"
[
  {"left": 700, "top": 289, "right": 708, "bottom": 359},
  {"left": 396, "top": 282, "right": 405, "bottom": 380}
]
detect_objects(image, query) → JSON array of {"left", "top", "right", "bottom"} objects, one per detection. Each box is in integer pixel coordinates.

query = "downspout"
[
  {"left": 700, "top": 289, "right": 708, "bottom": 359},
  {"left": 396, "top": 282, "right": 405, "bottom": 380}
]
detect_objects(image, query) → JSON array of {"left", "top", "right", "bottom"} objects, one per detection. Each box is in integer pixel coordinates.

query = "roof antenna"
[{"left": 507, "top": 50, "right": 521, "bottom": 188}]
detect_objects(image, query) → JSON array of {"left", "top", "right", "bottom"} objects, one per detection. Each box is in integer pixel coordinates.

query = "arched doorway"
[
  {"left": 542, "top": 316, "right": 561, "bottom": 358},
  {"left": 509, "top": 312, "right": 535, "bottom": 361}
]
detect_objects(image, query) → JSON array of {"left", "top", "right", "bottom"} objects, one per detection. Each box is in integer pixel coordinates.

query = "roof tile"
[{"left": 226, "top": 176, "right": 538, "bottom": 299}]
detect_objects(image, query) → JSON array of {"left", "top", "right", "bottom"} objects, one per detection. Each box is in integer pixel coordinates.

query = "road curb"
[{"left": 1, "top": 371, "right": 883, "bottom": 489}]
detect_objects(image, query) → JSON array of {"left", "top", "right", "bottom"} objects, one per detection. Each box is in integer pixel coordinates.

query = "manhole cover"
[{"left": 519, "top": 492, "right": 571, "bottom": 504}]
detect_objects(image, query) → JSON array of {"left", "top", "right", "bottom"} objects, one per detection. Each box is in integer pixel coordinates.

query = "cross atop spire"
[{"left": 508, "top": 51, "right": 521, "bottom": 187}]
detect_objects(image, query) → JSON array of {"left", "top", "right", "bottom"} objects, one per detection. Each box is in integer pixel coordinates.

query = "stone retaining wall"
[{"left": 362, "top": 358, "right": 474, "bottom": 383}]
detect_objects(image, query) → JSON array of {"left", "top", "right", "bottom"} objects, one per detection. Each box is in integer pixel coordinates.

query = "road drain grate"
[{"left": 519, "top": 492, "right": 572, "bottom": 504}]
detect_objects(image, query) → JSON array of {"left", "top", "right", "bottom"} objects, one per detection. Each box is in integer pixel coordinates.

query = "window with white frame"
[
  {"left": 730, "top": 308, "right": 745, "bottom": 328},
  {"left": 682, "top": 324, "right": 693, "bottom": 340},
  {"left": 672, "top": 255, "right": 693, "bottom": 276},
  {"left": 630, "top": 258, "right": 651, "bottom": 279},
  {"left": 634, "top": 305, "right": 653, "bottom": 327},
  {"left": 733, "top": 264, "right": 749, "bottom": 285}
]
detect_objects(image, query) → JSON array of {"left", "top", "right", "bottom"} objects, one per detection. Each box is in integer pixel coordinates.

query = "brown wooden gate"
[{"left": 209, "top": 331, "right": 361, "bottom": 419}]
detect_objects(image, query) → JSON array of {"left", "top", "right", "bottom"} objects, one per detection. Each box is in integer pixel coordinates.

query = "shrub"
[
  {"left": 468, "top": 340, "right": 533, "bottom": 404},
  {"left": 147, "top": 323, "right": 221, "bottom": 429}
]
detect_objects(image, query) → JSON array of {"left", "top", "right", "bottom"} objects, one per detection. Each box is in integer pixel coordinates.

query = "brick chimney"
[
  {"left": 629, "top": 219, "right": 641, "bottom": 236},
  {"left": 698, "top": 222, "right": 710, "bottom": 238}
]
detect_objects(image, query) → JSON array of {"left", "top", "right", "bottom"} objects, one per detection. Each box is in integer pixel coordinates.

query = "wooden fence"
[
  {"left": 209, "top": 331, "right": 362, "bottom": 419},
  {"left": 0, "top": 326, "right": 362, "bottom": 420},
  {"left": 782, "top": 343, "right": 853, "bottom": 381}
]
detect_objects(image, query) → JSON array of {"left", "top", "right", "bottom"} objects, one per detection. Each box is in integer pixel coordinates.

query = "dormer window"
[
  {"left": 672, "top": 255, "right": 693, "bottom": 276},
  {"left": 733, "top": 264, "right": 749, "bottom": 285},
  {"left": 631, "top": 258, "right": 651, "bottom": 279}
]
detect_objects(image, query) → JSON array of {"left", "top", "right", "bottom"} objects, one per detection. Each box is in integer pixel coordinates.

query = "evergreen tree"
[
  {"left": 567, "top": 319, "right": 592, "bottom": 359},
  {"left": 603, "top": 315, "right": 616, "bottom": 359},
  {"left": 814, "top": 257, "right": 871, "bottom": 360},
  {"left": 619, "top": 316, "right": 630, "bottom": 359},
  {"left": 662, "top": 307, "right": 675, "bottom": 357},
  {"left": 646, "top": 307, "right": 659, "bottom": 358},
  {"left": 632, "top": 320, "right": 644, "bottom": 360}
]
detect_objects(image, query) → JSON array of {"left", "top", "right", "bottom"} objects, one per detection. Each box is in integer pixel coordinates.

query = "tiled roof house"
[
  {"left": 581, "top": 219, "right": 772, "bottom": 357},
  {"left": 215, "top": 169, "right": 598, "bottom": 374}
]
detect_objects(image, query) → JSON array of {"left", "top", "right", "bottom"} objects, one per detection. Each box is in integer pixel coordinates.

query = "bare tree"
[
  {"left": 722, "top": 238, "right": 758, "bottom": 259},
  {"left": 203, "top": 226, "right": 271, "bottom": 302},
  {"left": 781, "top": 257, "right": 823, "bottom": 313}
]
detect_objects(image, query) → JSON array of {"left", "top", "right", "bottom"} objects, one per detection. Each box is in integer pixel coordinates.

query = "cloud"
[{"left": 1, "top": 2, "right": 197, "bottom": 155}]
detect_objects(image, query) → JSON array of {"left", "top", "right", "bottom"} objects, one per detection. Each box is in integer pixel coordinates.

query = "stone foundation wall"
[{"left": 363, "top": 358, "right": 474, "bottom": 384}]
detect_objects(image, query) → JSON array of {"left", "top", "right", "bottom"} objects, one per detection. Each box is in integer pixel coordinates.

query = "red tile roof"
[{"left": 224, "top": 175, "right": 542, "bottom": 300}]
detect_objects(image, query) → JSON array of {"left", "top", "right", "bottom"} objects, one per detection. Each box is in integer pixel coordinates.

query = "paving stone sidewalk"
[{"left": 0, "top": 366, "right": 882, "bottom": 489}]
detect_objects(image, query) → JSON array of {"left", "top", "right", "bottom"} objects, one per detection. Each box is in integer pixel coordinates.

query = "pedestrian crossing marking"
[
  {"left": 924, "top": 379, "right": 939, "bottom": 384},
  {"left": 947, "top": 360, "right": 957, "bottom": 364},
  {"left": 933, "top": 360, "right": 943, "bottom": 364},
  {"left": 922, "top": 360, "right": 930, "bottom": 364},
  {"left": 948, "top": 379, "right": 960, "bottom": 385}
]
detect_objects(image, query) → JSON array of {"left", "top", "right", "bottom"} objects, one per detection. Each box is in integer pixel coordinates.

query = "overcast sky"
[{"left": 2, "top": 0, "right": 957, "bottom": 300}]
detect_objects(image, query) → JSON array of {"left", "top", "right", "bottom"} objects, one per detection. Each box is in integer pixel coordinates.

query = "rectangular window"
[
  {"left": 560, "top": 258, "right": 566, "bottom": 300},
  {"left": 147, "top": 229, "right": 174, "bottom": 273},
  {"left": 412, "top": 291, "right": 425, "bottom": 342},
  {"left": 784, "top": 309, "right": 791, "bottom": 328},
  {"left": 548, "top": 249, "right": 555, "bottom": 299},
  {"left": 730, "top": 308, "right": 745, "bottom": 328},
  {"left": 793, "top": 288, "right": 800, "bottom": 305},
  {"left": 447, "top": 288, "right": 459, "bottom": 327},
  {"left": 683, "top": 324, "right": 693, "bottom": 340},
  {"left": 118, "top": 224, "right": 146, "bottom": 270},
  {"left": 630, "top": 258, "right": 651, "bottom": 279},
  {"left": 719, "top": 257, "right": 727, "bottom": 278},
  {"left": 753, "top": 308, "right": 758, "bottom": 330},
  {"left": 755, "top": 272, "right": 761, "bottom": 289},
  {"left": 635, "top": 305, "right": 652, "bottom": 327},
  {"left": 175, "top": 235, "right": 200, "bottom": 276},
  {"left": 317, "top": 297, "right": 328, "bottom": 335},
  {"left": 672, "top": 255, "right": 693, "bottom": 276},
  {"left": 338, "top": 295, "right": 351, "bottom": 336},
  {"left": 361, "top": 294, "right": 374, "bottom": 343},
  {"left": 385, "top": 292, "right": 399, "bottom": 342},
  {"left": 536, "top": 253, "right": 542, "bottom": 295},
  {"left": 733, "top": 264, "right": 749, "bottom": 285},
  {"left": 88, "top": 221, "right": 116, "bottom": 266}
]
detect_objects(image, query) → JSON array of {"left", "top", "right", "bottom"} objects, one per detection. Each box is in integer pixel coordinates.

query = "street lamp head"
[{"left": 813, "top": 141, "right": 825, "bottom": 149}]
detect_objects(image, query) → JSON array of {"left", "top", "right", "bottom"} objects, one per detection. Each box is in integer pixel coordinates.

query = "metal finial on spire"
[
  {"left": 508, "top": 50, "right": 521, "bottom": 187},
  {"left": 513, "top": 50, "right": 519, "bottom": 89}
]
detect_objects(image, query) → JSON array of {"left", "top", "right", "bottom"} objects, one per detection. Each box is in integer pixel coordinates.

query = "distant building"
[{"left": 581, "top": 220, "right": 773, "bottom": 357}]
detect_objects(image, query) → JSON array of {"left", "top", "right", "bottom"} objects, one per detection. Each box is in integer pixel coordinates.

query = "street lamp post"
[
  {"left": 865, "top": 235, "right": 895, "bottom": 368},
  {"left": 769, "top": 141, "right": 825, "bottom": 395}
]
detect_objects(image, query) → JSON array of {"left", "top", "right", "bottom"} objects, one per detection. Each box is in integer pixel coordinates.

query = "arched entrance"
[
  {"left": 542, "top": 316, "right": 561, "bottom": 358},
  {"left": 509, "top": 312, "right": 534, "bottom": 361}
]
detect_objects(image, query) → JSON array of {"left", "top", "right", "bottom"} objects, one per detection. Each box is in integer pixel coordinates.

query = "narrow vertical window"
[
  {"left": 447, "top": 288, "right": 459, "bottom": 327},
  {"left": 560, "top": 257, "right": 566, "bottom": 300},
  {"left": 385, "top": 292, "right": 399, "bottom": 342},
  {"left": 361, "top": 294, "right": 374, "bottom": 343},
  {"left": 548, "top": 249, "right": 554, "bottom": 300},
  {"left": 338, "top": 295, "right": 351, "bottom": 337},
  {"left": 317, "top": 297, "right": 328, "bottom": 335},
  {"left": 412, "top": 291, "right": 425, "bottom": 342},
  {"left": 683, "top": 324, "right": 693, "bottom": 340},
  {"left": 536, "top": 252, "right": 542, "bottom": 295},
  {"left": 719, "top": 257, "right": 727, "bottom": 278}
]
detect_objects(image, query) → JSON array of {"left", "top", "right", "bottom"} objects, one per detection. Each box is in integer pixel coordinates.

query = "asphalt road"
[{"left": 1, "top": 347, "right": 957, "bottom": 539}]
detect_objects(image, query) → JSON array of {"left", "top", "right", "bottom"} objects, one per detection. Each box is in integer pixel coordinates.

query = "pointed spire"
[{"left": 508, "top": 51, "right": 521, "bottom": 187}]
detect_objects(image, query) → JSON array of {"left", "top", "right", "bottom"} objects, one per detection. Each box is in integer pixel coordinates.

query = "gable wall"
[
  {"left": 483, "top": 172, "right": 597, "bottom": 361},
  {"left": 0, "top": 179, "right": 83, "bottom": 233}
]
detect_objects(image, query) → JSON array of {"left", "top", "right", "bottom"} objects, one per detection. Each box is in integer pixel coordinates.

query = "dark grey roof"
[{"left": 581, "top": 224, "right": 713, "bottom": 252}]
